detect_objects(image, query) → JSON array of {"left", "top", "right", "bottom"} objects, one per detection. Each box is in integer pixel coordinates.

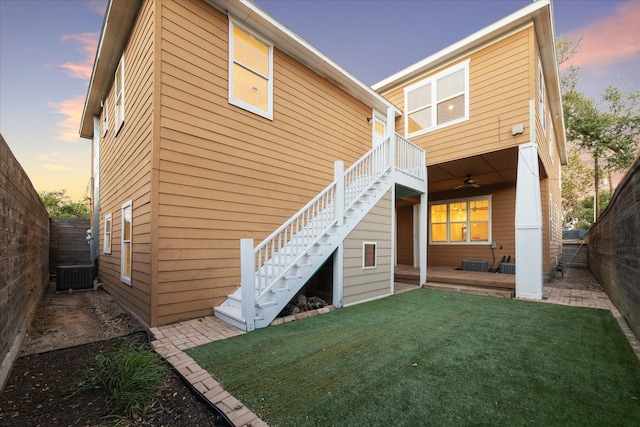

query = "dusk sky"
[{"left": 1, "top": 0, "right": 638, "bottom": 201}]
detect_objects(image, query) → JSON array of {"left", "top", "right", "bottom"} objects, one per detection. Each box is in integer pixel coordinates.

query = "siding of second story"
[
  {"left": 382, "top": 27, "right": 534, "bottom": 166},
  {"left": 154, "top": 0, "right": 376, "bottom": 325},
  {"left": 97, "top": 0, "right": 155, "bottom": 325}
]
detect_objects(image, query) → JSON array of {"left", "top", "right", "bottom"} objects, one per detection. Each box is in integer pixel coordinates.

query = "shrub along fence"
[
  {"left": 0, "top": 135, "right": 49, "bottom": 391},
  {"left": 586, "top": 155, "right": 640, "bottom": 340}
]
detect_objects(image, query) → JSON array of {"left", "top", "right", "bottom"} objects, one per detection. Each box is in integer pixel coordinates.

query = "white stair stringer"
[{"left": 214, "top": 171, "right": 393, "bottom": 330}]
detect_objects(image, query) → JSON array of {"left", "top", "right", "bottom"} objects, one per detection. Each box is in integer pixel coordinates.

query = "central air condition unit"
[
  {"left": 461, "top": 260, "right": 489, "bottom": 272},
  {"left": 499, "top": 262, "right": 516, "bottom": 275},
  {"left": 56, "top": 265, "right": 95, "bottom": 292}
]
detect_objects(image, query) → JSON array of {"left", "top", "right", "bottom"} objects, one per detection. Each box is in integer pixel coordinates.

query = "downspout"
[{"left": 91, "top": 115, "right": 101, "bottom": 262}]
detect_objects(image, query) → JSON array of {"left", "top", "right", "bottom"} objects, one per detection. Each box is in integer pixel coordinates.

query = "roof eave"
[{"left": 79, "top": 0, "right": 143, "bottom": 139}]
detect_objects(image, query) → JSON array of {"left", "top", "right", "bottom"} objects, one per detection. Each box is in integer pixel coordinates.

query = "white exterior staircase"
[{"left": 214, "top": 135, "right": 425, "bottom": 331}]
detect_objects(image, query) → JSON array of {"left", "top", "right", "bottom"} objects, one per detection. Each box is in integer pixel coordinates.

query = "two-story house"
[{"left": 80, "top": 0, "right": 565, "bottom": 331}]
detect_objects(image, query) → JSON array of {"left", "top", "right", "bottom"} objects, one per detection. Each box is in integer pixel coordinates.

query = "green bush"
[{"left": 75, "top": 340, "right": 167, "bottom": 417}]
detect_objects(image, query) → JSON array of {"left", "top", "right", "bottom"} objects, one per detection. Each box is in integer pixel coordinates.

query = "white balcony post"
[
  {"left": 334, "top": 161, "right": 344, "bottom": 226},
  {"left": 240, "top": 238, "right": 256, "bottom": 331},
  {"left": 387, "top": 107, "right": 396, "bottom": 171}
]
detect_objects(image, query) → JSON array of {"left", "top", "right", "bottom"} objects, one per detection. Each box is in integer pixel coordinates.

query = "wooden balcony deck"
[{"left": 395, "top": 265, "right": 515, "bottom": 298}]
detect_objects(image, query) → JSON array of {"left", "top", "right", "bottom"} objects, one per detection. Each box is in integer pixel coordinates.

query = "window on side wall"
[
  {"left": 121, "top": 200, "right": 132, "bottom": 285},
  {"left": 114, "top": 55, "right": 125, "bottom": 134},
  {"left": 539, "top": 62, "right": 546, "bottom": 131},
  {"left": 404, "top": 60, "right": 469, "bottom": 137},
  {"left": 101, "top": 99, "right": 108, "bottom": 137},
  {"left": 429, "top": 196, "right": 491, "bottom": 244},
  {"left": 363, "top": 242, "right": 377, "bottom": 269},
  {"left": 103, "top": 213, "right": 112, "bottom": 254},
  {"left": 229, "top": 21, "right": 273, "bottom": 120}
]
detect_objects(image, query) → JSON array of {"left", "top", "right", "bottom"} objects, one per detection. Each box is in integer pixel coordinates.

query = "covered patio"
[{"left": 395, "top": 265, "right": 515, "bottom": 298}]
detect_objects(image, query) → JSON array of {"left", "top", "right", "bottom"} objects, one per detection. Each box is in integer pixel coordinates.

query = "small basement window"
[{"left": 363, "top": 242, "right": 377, "bottom": 269}]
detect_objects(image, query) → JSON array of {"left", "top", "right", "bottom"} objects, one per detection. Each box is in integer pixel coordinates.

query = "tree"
[
  {"left": 574, "top": 191, "right": 611, "bottom": 230},
  {"left": 39, "top": 190, "right": 90, "bottom": 219},
  {"left": 558, "top": 36, "right": 640, "bottom": 221},
  {"left": 561, "top": 147, "right": 593, "bottom": 227}
]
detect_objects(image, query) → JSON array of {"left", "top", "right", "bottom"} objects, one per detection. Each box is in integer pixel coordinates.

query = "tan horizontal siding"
[
  {"left": 427, "top": 185, "right": 515, "bottom": 269},
  {"left": 396, "top": 204, "right": 414, "bottom": 265},
  {"left": 380, "top": 28, "right": 533, "bottom": 165},
  {"left": 96, "top": 0, "right": 155, "bottom": 326},
  {"left": 154, "top": 0, "right": 374, "bottom": 325},
  {"left": 343, "top": 190, "right": 393, "bottom": 306}
]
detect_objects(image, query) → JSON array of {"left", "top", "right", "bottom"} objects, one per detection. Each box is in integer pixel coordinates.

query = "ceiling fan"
[{"left": 455, "top": 175, "right": 481, "bottom": 190}]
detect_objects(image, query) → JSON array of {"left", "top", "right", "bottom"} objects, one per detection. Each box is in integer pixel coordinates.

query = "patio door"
[{"left": 372, "top": 112, "right": 386, "bottom": 146}]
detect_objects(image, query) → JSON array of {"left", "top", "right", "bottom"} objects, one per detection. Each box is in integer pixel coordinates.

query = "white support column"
[
  {"left": 515, "top": 143, "right": 543, "bottom": 299},
  {"left": 240, "top": 238, "right": 256, "bottom": 331},
  {"left": 334, "top": 161, "right": 344, "bottom": 226},
  {"left": 333, "top": 243, "right": 344, "bottom": 308},
  {"left": 387, "top": 107, "right": 396, "bottom": 173},
  {"left": 419, "top": 192, "right": 428, "bottom": 286}
]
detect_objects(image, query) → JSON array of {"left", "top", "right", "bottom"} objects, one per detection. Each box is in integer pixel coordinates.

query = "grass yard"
[{"left": 187, "top": 289, "right": 640, "bottom": 426}]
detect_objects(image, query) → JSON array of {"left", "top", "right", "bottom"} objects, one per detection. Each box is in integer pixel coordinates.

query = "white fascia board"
[
  {"left": 79, "top": 0, "right": 142, "bottom": 139},
  {"left": 208, "top": 0, "right": 401, "bottom": 117},
  {"left": 372, "top": 0, "right": 551, "bottom": 92}
]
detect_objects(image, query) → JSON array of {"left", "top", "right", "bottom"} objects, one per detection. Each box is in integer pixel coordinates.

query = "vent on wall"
[
  {"left": 56, "top": 265, "right": 95, "bottom": 292},
  {"left": 461, "top": 260, "right": 489, "bottom": 272}
]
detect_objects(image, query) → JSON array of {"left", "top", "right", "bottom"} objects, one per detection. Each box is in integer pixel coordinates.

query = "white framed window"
[
  {"left": 549, "top": 122, "right": 554, "bottom": 164},
  {"left": 429, "top": 195, "right": 492, "bottom": 244},
  {"left": 404, "top": 60, "right": 469, "bottom": 137},
  {"left": 103, "top": 213, "right": 112, "bottom": 254},
  {"left": 101, "top": 98, "right": 108, "bottom": 137},
  {"left": 229, "top": 21, "right": 273, "bottom": 120},
  {"left": 362, "top": 242, "right": 377, "bottom": 269},
  {"left": 539, "top": 61, "right": 546, "bottom": 131},
  {"left": 114, "top": 55, "right": 125, "bottom": 134},
  {"left": 121, "top": 200, "right": 132, "bottom": 285}
]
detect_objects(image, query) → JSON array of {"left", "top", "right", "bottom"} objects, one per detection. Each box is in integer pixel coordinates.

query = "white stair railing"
[
  {"left": 395, "top": 134, "right": 426, "bottom": 181},
  {"left": 253, "top": 182, "right": 338, "bottom": 298},
  {"left": 234, "top": 134, "right": 426, "bottom": 329}
]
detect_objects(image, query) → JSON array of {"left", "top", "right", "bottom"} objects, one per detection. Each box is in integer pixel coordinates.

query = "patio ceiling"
[{"left": 428, "top": 147, "right": 519, "bottom": 193}]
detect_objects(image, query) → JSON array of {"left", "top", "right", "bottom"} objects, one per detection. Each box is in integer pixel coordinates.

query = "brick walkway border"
[{"left": 150, "top": 287, "right": 639, "bottom": 427}]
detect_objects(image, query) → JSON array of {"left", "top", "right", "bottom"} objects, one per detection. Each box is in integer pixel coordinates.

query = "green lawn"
[{"left": 187, "top": 289, "right": 640, "bottom": 426}]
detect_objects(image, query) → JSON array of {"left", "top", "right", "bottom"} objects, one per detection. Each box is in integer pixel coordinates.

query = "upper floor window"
[
  {"left": 101, "top": 98, "right": 108, "bottom": 137},
  {"left": 404, "top": 60, "right": 469, "bottom": 137},
  {"left": 539, "top": 62, "right": 546, "bottom": 131},
  {"left": 430, "top": 195, "right": 491, "bottom": 244},
  {"left": 229, "top": 21, "right": 273, "bottom": 120},
  {"left": 103, "top": 213, "right": 112, "bottom": 254},
  {"left": 114, "top": 55, "right": 125, "bottom": 134}
]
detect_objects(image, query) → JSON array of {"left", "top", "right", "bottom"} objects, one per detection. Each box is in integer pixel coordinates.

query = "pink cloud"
[
  {"left": 561, "top": 1, "right": 640, "bottom": 74},
  {"left": 60, "top": 32, "right": 98, "bottom": 79},
  {"left": 87, "top": 0, "right": 108, "bottom": 16},
  {"left": 49, "top": 95, "right": 86, "bottom": 143}
]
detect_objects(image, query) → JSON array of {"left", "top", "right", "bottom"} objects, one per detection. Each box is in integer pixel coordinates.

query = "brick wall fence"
[
  {"left": 0, "top": 135, "right": 50, "bottom": 391},
  {"left": 586, "top": 155, "right": 640, "bottom": 340}
]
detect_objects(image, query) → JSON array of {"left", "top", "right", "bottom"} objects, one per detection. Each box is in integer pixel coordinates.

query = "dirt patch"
[
  {"left": 20, "top": 282, "right": 140, "bottom": 356},
  {"left": 2, "top": 282, "right": 228, "bottom": 426},
  {"left": 546, "top": 266, "right": 603, "bottom": 291}
]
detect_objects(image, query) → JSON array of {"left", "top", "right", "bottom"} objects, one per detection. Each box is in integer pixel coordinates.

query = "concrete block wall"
[
  {"left": 586, "top": 156, "right": 640, "bottom": 340},
  {"left": 0, "top": 134, "right": 50, "bottom": 391}
]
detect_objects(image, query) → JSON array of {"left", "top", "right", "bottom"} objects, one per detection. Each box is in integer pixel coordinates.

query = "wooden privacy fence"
[{"left": 49, "top": 218, "right": 91, "bottom": 275}]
